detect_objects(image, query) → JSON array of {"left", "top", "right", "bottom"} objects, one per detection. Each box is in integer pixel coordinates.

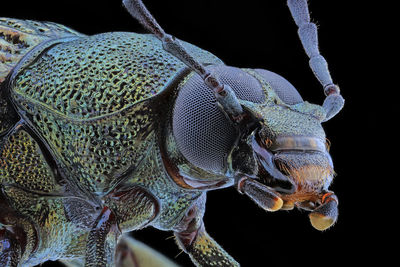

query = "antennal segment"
[
  {"left": 287, "top": 0, "right": 344, "bottom": 121},
  {"left": 122, "top": 0, "right": 244, "bottom": 121}
]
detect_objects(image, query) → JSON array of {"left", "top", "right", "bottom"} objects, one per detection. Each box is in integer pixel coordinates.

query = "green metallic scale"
[{"left": 1, "top": 1, "right": 344, "bottom": 266}]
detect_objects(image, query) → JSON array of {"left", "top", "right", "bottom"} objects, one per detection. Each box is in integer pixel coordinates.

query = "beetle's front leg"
[
  {"left": 176, "top": 223, "right": 239, "bottom": 267},
  {"left": 174, "top": 194, "right": 239, "bottom": 267},
  {"left": 84, "top": 186, "right": 159, "bottom": 267},
  {"left": 85, "top": 207, "right": 120, "bottom": 267}
]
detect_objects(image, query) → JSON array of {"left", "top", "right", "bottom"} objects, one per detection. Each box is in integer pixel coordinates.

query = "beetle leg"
[
  {"left": 113, "top": 235, "right": 179, "bottom": 267},
  {"left": 71, "top": 186, "right": 160, "bottom": 267},
  {"left": 84, "top": 207, "right": 121, "bottom": 267},
  {"left": 175, "top": 223, "right": 239, "bottom": 267},
  {"left": 174, "top": 194, "right": 239, "bottom": 266},
  {"left": 237, "top": 177, "right": 283, "bottom": 212},
  {"left": 63, "top": 235, "right": 180, "bottom": 267},
  {"left": 59, "top": 258, "right": 84, "bottom": 267}
]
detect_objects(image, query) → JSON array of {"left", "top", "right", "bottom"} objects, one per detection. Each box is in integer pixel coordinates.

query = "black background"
[{"left": 1, "top": 0, "right": 389, "bottom": 266}]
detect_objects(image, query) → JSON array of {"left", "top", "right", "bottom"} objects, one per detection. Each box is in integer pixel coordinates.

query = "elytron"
[{"left": 0, "top": 0, "right": 344, "bottom": 266}]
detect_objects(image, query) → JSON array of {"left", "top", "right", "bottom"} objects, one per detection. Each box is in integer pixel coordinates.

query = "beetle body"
[
  {"left": 1, "top": 1, "right": 343, "bottom": 266},
  {"left": 0, "top": 27, "right": 220, "bottom": 265}
]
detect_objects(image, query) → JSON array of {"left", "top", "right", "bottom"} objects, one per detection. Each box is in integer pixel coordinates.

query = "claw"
[{"left": 309, "top": 192, "right": 338, "bottom": 231}]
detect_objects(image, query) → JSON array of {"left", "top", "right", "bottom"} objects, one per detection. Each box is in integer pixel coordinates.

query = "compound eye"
[
  {"left": 172, "top": 66, "right": 265, "bottom": 172},
  {"left": 255, "top": 69, "right": 303, "bottom": 105}
]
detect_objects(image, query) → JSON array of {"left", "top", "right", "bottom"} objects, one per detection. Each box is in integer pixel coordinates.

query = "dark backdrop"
[{"left": 1, "top": 1, "right": 387, "bottom": 266}]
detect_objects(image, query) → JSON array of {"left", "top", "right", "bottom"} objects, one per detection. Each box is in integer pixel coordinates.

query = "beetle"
[{"left": 0, "top": 0, "right": 344, "bottom": 266}]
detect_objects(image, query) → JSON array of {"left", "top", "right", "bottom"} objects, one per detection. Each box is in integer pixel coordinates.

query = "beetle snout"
[
  {"left": 270, "top": 136, "right": 339, "bottom": 230},
  {"left": 252, "top": 134, "right": 334, "bottom": 194},
  {"left": 252, "top": 134, "right": 335, "bottom": 201},
  {"left": 273, "top": 146, "right": 334, "bottom": 201},
  {"left": 254, "top": 135, "right": 338, "bottom": 230}
]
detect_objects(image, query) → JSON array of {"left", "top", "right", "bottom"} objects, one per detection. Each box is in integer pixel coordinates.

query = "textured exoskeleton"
[{"left": 0, "top": 0, "right": 344, "bottom": 266}]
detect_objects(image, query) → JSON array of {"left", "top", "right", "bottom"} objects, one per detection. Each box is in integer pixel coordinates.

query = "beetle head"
[
  {"left": 230, "top": 67, "right": 338, "bottom": 230},
  {"left": 171, "top": 65, "right": 338, "bottom": 230}
]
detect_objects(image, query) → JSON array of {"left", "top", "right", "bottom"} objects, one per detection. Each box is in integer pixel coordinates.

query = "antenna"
[
  {"left": 287, "top": 0, "right": 344, "bottom": 121},
  {"left": 122, "top": 0, "right": 244, "bottom": 122}
]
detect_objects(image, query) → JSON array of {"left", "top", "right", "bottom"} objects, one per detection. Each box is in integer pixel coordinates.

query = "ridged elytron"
[{"left": 0, "top": 0, "right": 344, "bottom": 266}]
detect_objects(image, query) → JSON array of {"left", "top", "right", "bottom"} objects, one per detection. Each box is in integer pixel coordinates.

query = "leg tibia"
[
  {"left": 115, "top": 235, "right": 178, "bottom": 267},
  {"left": 175, "top": 224, "right": 239, "bottom": 267}
]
